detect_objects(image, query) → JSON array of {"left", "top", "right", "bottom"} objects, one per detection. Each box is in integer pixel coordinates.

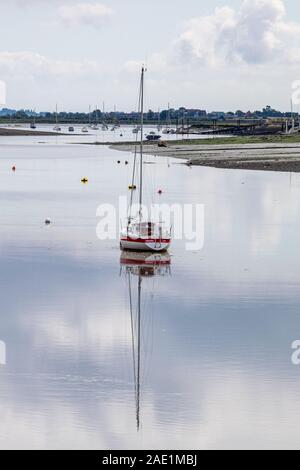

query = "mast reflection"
[{"left": 120, "top": 251, "right": 171, "bottom": 431}]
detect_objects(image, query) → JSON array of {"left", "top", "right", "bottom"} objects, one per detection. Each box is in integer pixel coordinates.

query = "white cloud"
[
  {"left": 0, "top": 51, "right": 102, "bottom": 79},
  {"left": 58, "top": 2, "right": 113, "bottom": 28},
  {"left": 174, "top": 0, "right": 300, "bottom": 67}
]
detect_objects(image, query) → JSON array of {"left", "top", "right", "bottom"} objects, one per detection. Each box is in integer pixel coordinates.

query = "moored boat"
[
  {"left": 120, "top": 67, "right": 172, "bottom": 253},
  {"left": 146, "top": 132, "right": 161, "bottom": 141}
]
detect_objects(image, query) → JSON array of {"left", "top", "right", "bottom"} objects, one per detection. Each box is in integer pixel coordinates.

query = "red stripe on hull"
[
  {"left": 121, "top": 237, "right": 171, "bottom": 244},
  {"left": 120, "top": 259, "right": 171, "bottom": 266}
]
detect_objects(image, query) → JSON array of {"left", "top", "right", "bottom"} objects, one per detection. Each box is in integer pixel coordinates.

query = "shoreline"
[
  {"left": 0, "top": 127, "right": 69, "bottom": 136},
  {"left": 110, "top": 138, "right": 300, "bottom": 173}
]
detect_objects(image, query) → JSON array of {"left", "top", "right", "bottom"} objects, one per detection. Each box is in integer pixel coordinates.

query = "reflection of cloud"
[
  {"left": 36, "top": 309, "right": 131, "bottom": 352},
  {"left": 250, "top": 176, "right": 299, "bottom": 254},
  {"left": 1, "top": 362, "right": 300, "bottom": 449},
  {"left": 1, "top": 146, "right": 300, "bottom": 448},
  {"left": 0, "top": 341, "right": 6, "bottom": 366}
]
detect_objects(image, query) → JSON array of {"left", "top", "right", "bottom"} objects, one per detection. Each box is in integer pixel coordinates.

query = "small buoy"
[
  {"left": 12, "top": 166, "right": 16, "bottom": 172},
  {"left": 129, "top": 185, "right": 137, "bottom": 190},
  {"left": 125, "top": 161, "right": 129, "bottom": 165},
  {"left": 45, "top": 219, "right": 51, "bottom": 225},
  {"left": 117, "top": 161, "right": 121, "bottom": 164},
  {"left": 81, "top": 177, "right": 89, "bottom": 184},
  {"left": 158, "top": 189, "right": 163, "bottom": 195},
  {"left": 120, "top": 134, "right": 123, "bottom": 137}
]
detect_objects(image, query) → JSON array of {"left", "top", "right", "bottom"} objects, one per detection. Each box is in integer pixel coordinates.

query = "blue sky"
[{"left": 1, "top": 0, "right": 300, "bottom": 112}]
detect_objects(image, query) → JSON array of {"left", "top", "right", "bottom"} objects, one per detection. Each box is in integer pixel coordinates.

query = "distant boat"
[
  {"left": 120, "top": 67, "right": 171, "bottom": 252},
  {"left": 68, "top": 126, "right": 75, "bottom": 132},
  {"left": 30, "top": 112, "right": 36, "bottom": 129},
  {"left": 146, "top": 131, "right": 161, "bottom": 141},
  {"left": 132, "top": 126, "right": 140, "bottom": 134},
  {"left": 82, "top": 126, "right": 89, "bottom": 133},
  {"left": 157, "top": 108, "right": 161, "bottom": 131},
  {"left": 162, "top": 128, "right": 176, "bottom": 135},
  {"left": 102, "top": 123, "right": 109, "bottom": 131},
  {"left": 162, "top": 103, "right": 172, "bottom": 134},
  {"left": 90, "top": 106, "right": 100, "bottom": 130},
  {"left": 53, "top": 105, "right": 61, "bottom": 132}
]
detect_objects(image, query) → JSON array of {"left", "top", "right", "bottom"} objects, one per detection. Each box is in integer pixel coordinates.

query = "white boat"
[
  {"left": 111, "top": 124, "right": 120, "bottom": 131},
  {"left": 90, "top": 106, "right": 100, "bottom": 130},
  {"left": 120, "top": 67, "right": 172, "bottom": 253},
  {"left": 82, "top": 126, "right": 89, "bottom": 133},
  {"left": 132, "top": 126, "right": 140, "bottom": 134},
  {"left": 162, "top": 104, "right": 172, "bottom": 134},
  {"left": 121, "top": 222, "right": 171, "bottom": 251}
]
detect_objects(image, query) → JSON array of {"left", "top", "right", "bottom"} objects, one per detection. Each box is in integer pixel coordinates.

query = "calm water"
[
  {"left": 1, "top": 123, "right": 203, "bottom": 145},
  {"left": 1, "top": 136, "right": 300, "bottom": 450}
]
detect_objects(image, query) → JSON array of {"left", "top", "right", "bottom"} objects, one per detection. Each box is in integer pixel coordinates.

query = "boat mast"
[{"left": 139, "top": 67, "right": 145, "bottom": 222}]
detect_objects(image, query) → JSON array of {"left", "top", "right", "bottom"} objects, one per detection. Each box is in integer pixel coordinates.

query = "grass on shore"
[
  {"left": 110, "top": 134, "right": 300, "bottom": 148},
  {"left": 170, "top": 134, "right": 300, "bottom": 146}
]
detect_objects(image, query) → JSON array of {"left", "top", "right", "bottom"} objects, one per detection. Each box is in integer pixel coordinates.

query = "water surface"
[{"left": 0, "top": 137, "right": 300, "bottom": 449}]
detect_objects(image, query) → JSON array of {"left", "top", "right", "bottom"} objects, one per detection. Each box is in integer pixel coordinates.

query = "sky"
[{"left": 1, "top": 0, "right": 300, "bottom": 112}]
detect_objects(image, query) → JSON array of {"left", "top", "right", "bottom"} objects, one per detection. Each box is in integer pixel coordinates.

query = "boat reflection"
[{"left": 120, "top": 251, "right": 171, "bottom": 431}]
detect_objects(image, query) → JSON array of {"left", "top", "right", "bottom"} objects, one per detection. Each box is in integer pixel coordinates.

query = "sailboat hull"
[{"left": 120, "top": 236, "right": 171, "bottom": 252}]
